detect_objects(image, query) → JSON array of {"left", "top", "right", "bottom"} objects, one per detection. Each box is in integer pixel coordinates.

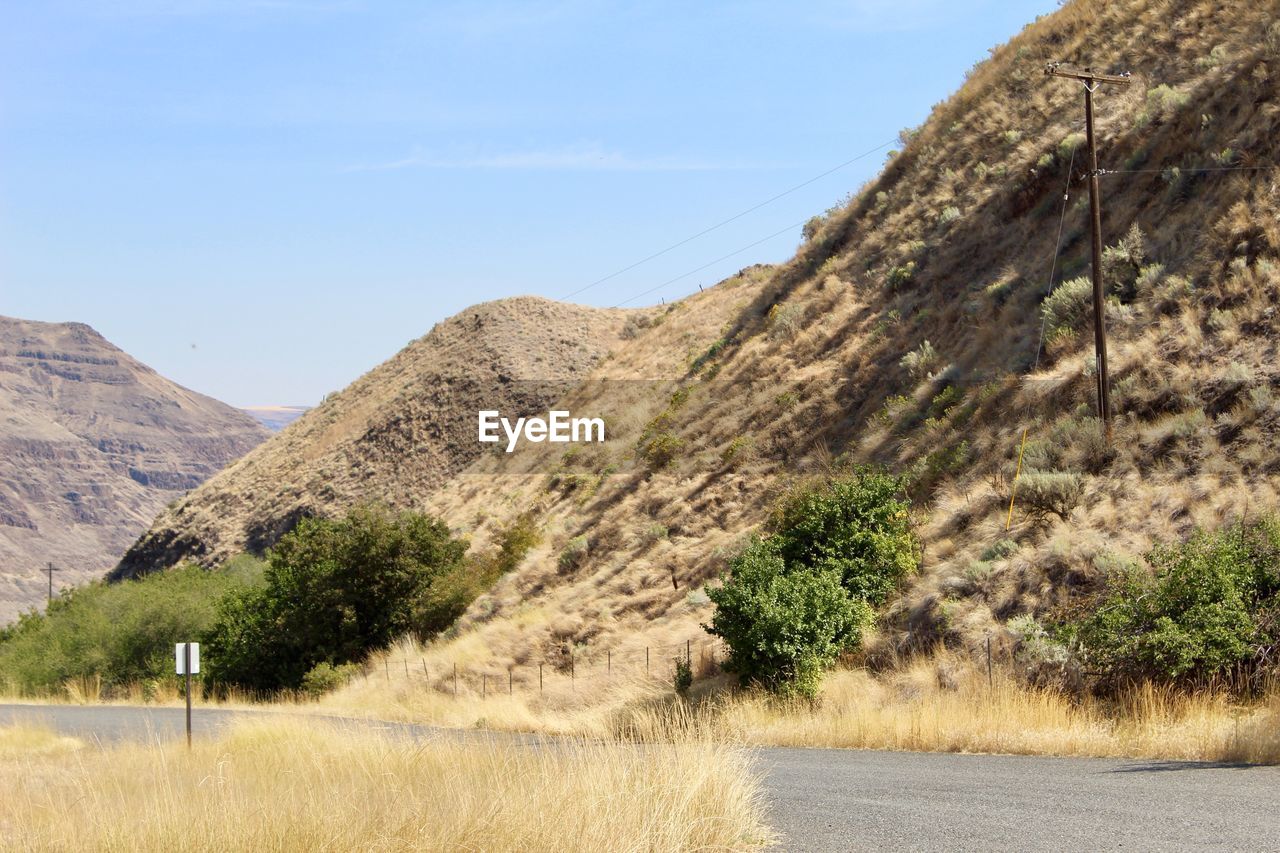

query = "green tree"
[
  {"left": 0, "top": 558, "right": 264, "bottom": 694},
  {"left": 204, "top": 507, "right": 467, "bottom": 692}
]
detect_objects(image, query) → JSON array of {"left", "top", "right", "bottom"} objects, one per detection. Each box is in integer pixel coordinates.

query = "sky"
[{"left": 0, "top": 0, "right": 1060, "bottom": 408}]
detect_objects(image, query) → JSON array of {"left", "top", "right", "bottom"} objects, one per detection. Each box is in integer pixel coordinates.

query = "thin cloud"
[{"left": 346, "top": 144, "right": 768, "bottom": 173}]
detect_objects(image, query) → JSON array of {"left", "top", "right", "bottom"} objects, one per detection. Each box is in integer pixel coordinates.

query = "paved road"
[{"left": 4, "top": 704, "right": 1278, "bottom": 852}]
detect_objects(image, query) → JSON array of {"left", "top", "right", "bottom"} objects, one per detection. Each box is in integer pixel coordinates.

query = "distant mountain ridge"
[
  {"left": 0, "top": 316, "right": 268, "bottom": 624},
  {"left": 242, "top": 406, "right": 311, "bottom": 431}
]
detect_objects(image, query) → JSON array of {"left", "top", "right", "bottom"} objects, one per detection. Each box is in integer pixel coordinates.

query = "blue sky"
[{"left": 1, "top": 0, "right": 1059, "bottom": 407}]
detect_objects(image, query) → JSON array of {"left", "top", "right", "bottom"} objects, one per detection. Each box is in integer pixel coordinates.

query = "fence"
[{"left": 354, "top": 638, "right": 727, "bottom": 698}]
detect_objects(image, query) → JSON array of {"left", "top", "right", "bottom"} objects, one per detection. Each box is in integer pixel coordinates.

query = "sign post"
[{"left": 175, "top": 642, "right": 200, "bottom": 748}]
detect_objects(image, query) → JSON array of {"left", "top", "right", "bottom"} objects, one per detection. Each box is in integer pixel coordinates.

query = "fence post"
[
  {"left": 607, "top": 649, "right": 611, "bottom": 676},
  {"left": 986, "top": 636, "right": 993, "bottom": 689},
  {"left": 453, "top": 663, "right": 457, "bottom": 696},
  {"left": 539, "top": 662, "right": 544, "bottom": 694},
  {"left": 686, "top": 640, "right": 691, "bottom": 667},
  {"left": 508, "top": 668, "right": 513, "bottom": 696},
  {"left": 646, "top": 646, "right": 650, "bottom": 675},
  {"left": 384, "top": 659, "right": 389, "bottom": 681},
  {"left": 483, "top": 674, "right": 487, "bottom": 699},
  {"left": 571, "top": 651, "right": 575, "bottom": 690},
  {"left": 404, "top": 659, "right": 409, "bottom": 678},
  {"left": 422, "top": 658, "right": 428, "bottom": 679}
]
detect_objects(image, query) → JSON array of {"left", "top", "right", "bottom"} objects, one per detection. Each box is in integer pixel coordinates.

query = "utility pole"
[
  {"left": 47, "top": 562, "right": 55, "bottom": 604},
  {"left": 1046, "top": 63, "right": 1131, "bottom": 440}
]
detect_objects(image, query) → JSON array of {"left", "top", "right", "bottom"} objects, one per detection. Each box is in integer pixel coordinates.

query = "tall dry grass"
[
  {"left": 329, "top": 644, "right": 1280, "bottom": 765},
  {"left": 0, "top": 717, "right": 772, "bottom": 851},
  {"left": 688, "top": 666, "right": 1280, "bottom": 763}
]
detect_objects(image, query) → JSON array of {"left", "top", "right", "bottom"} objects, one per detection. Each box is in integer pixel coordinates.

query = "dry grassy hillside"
[
  {"left": 0, "top": 317, "right": 266, "bottom": 624},
  {"left": 111, "top": 297, "right": 635, "bottom": 578},
  {"left": 405, "top": 0, "right": 1280, "bottom": 674},
  {"left": 119, "top": 0, "right": 1280, "bottom": 681}
]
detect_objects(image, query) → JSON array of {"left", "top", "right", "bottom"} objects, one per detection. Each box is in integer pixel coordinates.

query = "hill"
[
  {"left": 0, "top": 316, "right": 267, "bottom": 624},
  {"left": 115, "top": 0, "right": 1280, "bottom": 675},
  {"left": 111, "top": 296, "right": 636, "bottom": 579}
]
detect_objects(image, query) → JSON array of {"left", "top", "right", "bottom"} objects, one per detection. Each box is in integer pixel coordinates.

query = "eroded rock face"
[{"left": 0, "top": 316, "right": 268, "bottom": 624}]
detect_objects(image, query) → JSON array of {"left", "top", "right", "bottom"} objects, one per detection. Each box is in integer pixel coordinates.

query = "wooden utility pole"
[
  {"left": 1046, "top": 63, "right": 1131, "bottom": 439},
  {"left": 47, "top": 562, "right": 54, "bottom": 604}
]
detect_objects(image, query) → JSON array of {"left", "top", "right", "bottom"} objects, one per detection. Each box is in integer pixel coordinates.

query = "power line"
[
  {"left": 611, "top": 217, "right": 810, "bottom": 308},
  {"left": 563, "top": 139, "right": 895, "bottom": 301}
]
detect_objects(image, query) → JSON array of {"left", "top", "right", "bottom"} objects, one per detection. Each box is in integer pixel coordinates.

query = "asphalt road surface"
[{"left": 4, "top": 703, "right": 1278, "bottom": 852}]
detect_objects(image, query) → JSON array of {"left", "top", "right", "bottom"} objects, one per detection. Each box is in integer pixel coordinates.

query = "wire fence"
[{"left": 355, "top": 639, "right": 727, "bottom": 698}]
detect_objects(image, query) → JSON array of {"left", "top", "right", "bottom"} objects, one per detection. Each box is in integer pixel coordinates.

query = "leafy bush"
[
  {"left": 637, "top": 431, "right": 685, "bottom": 469},
  {"left": 708, "top": 469, "right": 917, "bottom": 698},
  {"left": 900, "top": 340, "right": 939, "bottom": 379},
  {"left": 204, "top": 507, "right": 466, "bottom": 692},
  {"left": 1101, "top": 224, "right": 1147, "bottom": 301},
  {"left": 1041, "top": 276, "right": 1093, "bottom": 338},
  {"left": 981, "top": 538, "right": 1019, "bottom": 561},
  {"left": 672, "top": 656, "right": 693, "bottom": 696},
  {"left": 413, "top": 512, "right": 540, "bottom": 639},
  {"left": 0, "top": 558, "right": 264, "bottom": 695},
  {"left": 1136, "top": 84, "right": 1191, "bottom": 127},
  {"left": 557, "top": 535, "right": 590, "bottom": 574},
  {"left": 300, "top": 661, "right": 359, "bottom": 698},
  {"left": 707, "top": 540, "right": 871, "bottom": 699},
  {"left": 767, "top": 303, "right": 805, "bottom": 340},
  {"left": 1014, "top": 469, "right": 1083, "bottom": 522},
  {"left": 770, "top": 470, "right": 918, "bottom": 606},
  {"left": 1057, "top": 132, "right": 1086, "bottom": 160},
  {"left": 885, "top": 261, "right": 917, "bottom": 290},
  {"left": 1066, "top": 519, "right": 1280, "bottom": 690}
]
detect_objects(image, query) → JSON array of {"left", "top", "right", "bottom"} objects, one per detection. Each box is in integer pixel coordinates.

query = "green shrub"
[
  {"left": 557, "top": 535, "right": 590, "bottom": 574},
  {"left": 707, "top": 540, "right": 871, "bottom": 699},
  {"left": 707, "top": 469, "right": 916, "bottom": 698},
  {"left": 300, "top": 661, "right": 359, "bottom": 698},
  {"left": 0, "top": 559, "right": 265, "bottom": 695},
  {"left": 900, "top": 340, "right": 939, "bottom": 379},
  {"left": 1015, "top": 469, "right": 1083, "bottom": 522},
  {"left": 1057, "top": 132, "right": 1086, "bottom": 160},
  {"left": 1041, "top": 276, "right": 1093, "bottom": 338},
  {"left": 203, "top": 507, "right": 467, "bottom": 693},
  {"left": 1066, "top": 519, "right": 1280, "bottom": 690},
  {"left": 981, "top": 538, "right": 1019, "bottom": 561},
  {"left": 885, "top": 261, "right": 917, "bottom": 290},
  {"left": 672, "top": 656, "right": 693, "bottom": 696},
  {"left": 770, "top": 469, "right": 919, "bottom": 606},
  {"left": 637, "top": 431, "right": 685, "bottom": 469},
  {"left": 1136, "top": 84, "right": 1191, "bottom": 127},
  {"left": 413, "top": 513, "right": 540, "bottom": 639},
  {"left": 1101, "top": 224, "right": 1147, "bottom": 301}
]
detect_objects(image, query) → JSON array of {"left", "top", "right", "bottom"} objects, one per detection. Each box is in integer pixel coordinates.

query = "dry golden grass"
[
  {"left": 327, "top": 645, "right": 1280, "bottom": 765},
  {"left": 0, "top": 717, "right": 772, "bottom": 852},
  {"left": 0, "top": 723, "right": 83, "bottom": 759},
  {"left": 699, "top": 666, "right": 1280, "bottom": 763}
]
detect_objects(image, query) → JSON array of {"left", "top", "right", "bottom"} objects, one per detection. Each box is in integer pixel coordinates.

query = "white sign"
[{"left": 175, "top": 642, "right": 201, "bottom": 675}]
